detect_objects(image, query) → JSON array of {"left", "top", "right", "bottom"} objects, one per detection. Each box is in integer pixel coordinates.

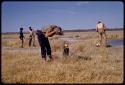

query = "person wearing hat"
[
  {"left": 96, "top": 21, "right": 107, "bottom": 47},
  {"left": 36, "top": 25, "right": 63, "bottom": 62},
  {"left": 19, "top": 27, "right": 25, "bottom": 48}
]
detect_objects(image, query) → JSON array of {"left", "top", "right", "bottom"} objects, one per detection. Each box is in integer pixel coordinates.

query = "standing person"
[
  {"left": 96, "top": 21, "right": 107, "bottom": 47},
  {"left": 29, "top": 27, "right": 36, "bottom": 47},
  {"left": 19, "top": 27, "right": 25, "bottom": 48},
  {"left": 36, "top": 25, "right": 63, "bottom": 62}
]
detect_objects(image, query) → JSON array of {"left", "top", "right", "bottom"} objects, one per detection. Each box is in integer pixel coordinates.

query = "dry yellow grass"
[{"left": 1, "top": 30, "right": 123, "bottom": 84}]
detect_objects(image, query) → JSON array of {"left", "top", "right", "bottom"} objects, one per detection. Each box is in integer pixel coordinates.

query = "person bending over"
[{"left": 36, "top": 25, "right": 63, "bottom": 62}]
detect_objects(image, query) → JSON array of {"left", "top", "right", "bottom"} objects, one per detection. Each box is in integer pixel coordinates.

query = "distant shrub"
[
  {"left": 2, "top": 40, "right": 8, "bottom": 46},
  {"left": 2, "top": 39, "right": 19, "bottom": 47},
  {"left": 75, "top": 35, "right": 80, "bottom": 37},
  {"left": 71, "top": 43, "right": 85, "bottom": 53},
  {"left": 8, "top": 40, "right": 19, "bottom": 47},
  {"left": 107, "top": 34, "right": 119, "bottom": 39}
]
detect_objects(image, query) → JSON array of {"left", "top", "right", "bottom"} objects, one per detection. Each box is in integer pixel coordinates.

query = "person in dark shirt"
[
  {"left": 36, "top": 25, "right": 63, "bottom": 62},
  {"left": 19, "top": 27, "right": 25, "bottom": 48}
]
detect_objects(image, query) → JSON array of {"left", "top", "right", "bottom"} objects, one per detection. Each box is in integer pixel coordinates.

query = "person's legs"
[
  {"left": 45, "top": 38, "right": 53, "bottom": 60},
  {"left": 40, "top": 43, "right": 46, "bottom": 60},
  {"left": 20, "top": 37, "right": 23, "bottom": 47},
  {"left": 101, "top": 34, "right": 103, "bottom": 46},
  {"left": 36, "top": 30, "right": 47, "bottom": 61},
  {"left": 103, "top": 32, "right": 107, "bottom": 47},
  {"left": 29, "top": 37, "right": 32, "bottom": 47},
  {"left": 99, "top": 33, "right": 103, "bottom": 46},
  {"left": 33, "top": 36, "right": 36, "bottom": 47},
  {"left": 22, "top": 38, "right": 24, "bottom": 47}
]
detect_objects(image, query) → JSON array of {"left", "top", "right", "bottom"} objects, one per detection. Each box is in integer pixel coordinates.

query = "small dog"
[
  {"left": 63, "top": 43, "right": 69, "bottom": 56},
  {"left": 96, "top": 43, "right": 101, "bottom": 47}
]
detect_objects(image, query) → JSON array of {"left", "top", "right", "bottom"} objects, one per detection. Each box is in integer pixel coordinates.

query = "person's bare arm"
[
  {"left": 45, "top": 30, "right": 56, "bottom": 37},
  {"left": 103, "top": 24, "right": 106, "bottom": 31},
  {"left": 96, "top": 25, "right": 98, "bottom": 32}
]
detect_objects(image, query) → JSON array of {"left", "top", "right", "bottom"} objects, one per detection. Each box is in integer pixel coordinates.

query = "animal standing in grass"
[{"left": 63, "top": 42, "right": 69, "bottom": 56}]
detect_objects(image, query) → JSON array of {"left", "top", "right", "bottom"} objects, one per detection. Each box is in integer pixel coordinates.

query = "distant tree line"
[
  {"left": 2, "top": 28, "right": 123, "bottom": 34},
  {"left": 63, "top": 28, "right": 123, "bottom": 32}
]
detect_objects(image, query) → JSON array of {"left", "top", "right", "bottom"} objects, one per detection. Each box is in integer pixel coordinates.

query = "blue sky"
[{"left": 2, "top": 1, "right": 123, "bottom": 32}]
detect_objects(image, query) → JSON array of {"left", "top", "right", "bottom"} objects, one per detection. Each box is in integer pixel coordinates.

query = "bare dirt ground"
[{"left": 1, "top": 30, "right": 123, "bottom": 84}]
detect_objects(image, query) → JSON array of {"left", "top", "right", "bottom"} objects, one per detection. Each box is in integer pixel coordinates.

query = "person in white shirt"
[
  {"left": 96, "top": 21, "right": 107, "bottom": 47},
  {"left": 29, "top": 27, "right": 36, "bottom": 47}
]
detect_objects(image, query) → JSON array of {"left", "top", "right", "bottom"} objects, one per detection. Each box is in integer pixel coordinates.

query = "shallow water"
[
  {"left": 60, "top": 37, "right": 123, "bottom": 47},
  {"left": 107, "top": 39, "right": 123, "bottom": 47}
]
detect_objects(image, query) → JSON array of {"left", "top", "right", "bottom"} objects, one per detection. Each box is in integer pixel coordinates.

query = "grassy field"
[{"left": 1, "top": 30, "right": 123, "bottom": 84}]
